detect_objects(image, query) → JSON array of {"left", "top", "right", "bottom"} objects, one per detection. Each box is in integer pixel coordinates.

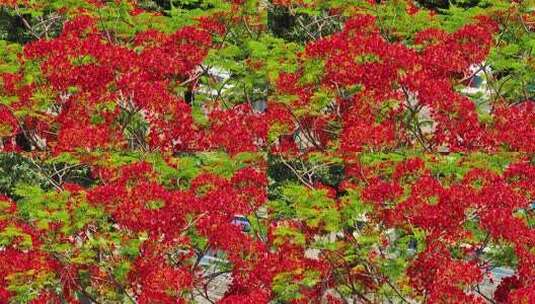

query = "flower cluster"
[{"left": 0, "top": 1, "right": 533, "bottom": 303}]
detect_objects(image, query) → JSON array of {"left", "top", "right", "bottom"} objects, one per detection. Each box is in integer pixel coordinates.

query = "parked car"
[
  {"left": 231, "top": 215, "right": 252, "bottom": 232},
  {"left": 198, "top": 215, "right": 252, "bottom": 267}
]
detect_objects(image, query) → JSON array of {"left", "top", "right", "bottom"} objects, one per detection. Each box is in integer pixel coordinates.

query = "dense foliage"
[{"left": 0, "top": 0, "right": 534, "bottom": 303}]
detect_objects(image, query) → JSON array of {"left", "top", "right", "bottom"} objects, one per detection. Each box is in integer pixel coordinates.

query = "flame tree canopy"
[{"left": 0, "top": 0, "right": 534, "bottom": 303}]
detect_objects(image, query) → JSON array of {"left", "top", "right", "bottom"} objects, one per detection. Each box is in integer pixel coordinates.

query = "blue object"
[
  {"left": 232, "top": 215, "right": 251, "bottom": 232},
  {"left": 470, "top": 75, "right": 483, "bottom": 88},
  {"left": 490, "top": 267, "right": 514, "bottom": 281}
]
